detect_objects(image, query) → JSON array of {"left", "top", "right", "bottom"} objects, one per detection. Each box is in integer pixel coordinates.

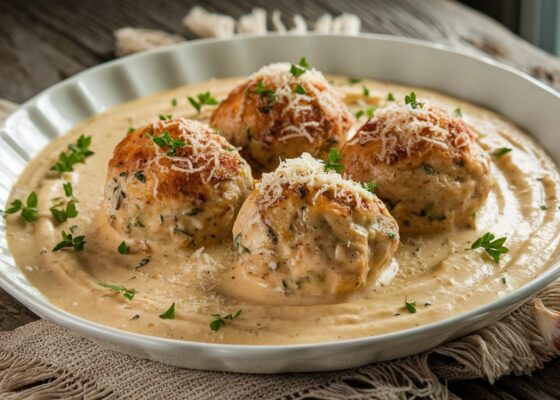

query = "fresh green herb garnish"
[
  {"left": 349, "top": 77, "right": 361, "bottom": 84},
  {"left": 98, "top": 282, "right": 136, "bottom": 301},
  {"left": 2, "top": 192, "right": 38, "bottom": 223},
  {"left": 324, "top": 148, "right": 344, "bottom": 174},
  {"left": 188, "top": 92, "right": 218, "bottom": 113},
  {"left": 128, "top": 127, "right": 135, "bottom": 133},
  {"left": 362, "top": 86, "right": 370, "bottom": 97},
  {"left": 159, "top": 302, "right": 176, "bottom": 319},
  {"left": 186, "top": 208, "right": 203, "bottom": 216},
  {"left": 134, "top": 171, "right": 146, "bottom": 183},
  {"left": 290, "top": 57, "right": 309, "bottom": 77},
  {"left": 148, "top": 131, "right": 186, "bottom": 156},
  {"left": 63, "top": 182, "right": 74, "bottom": 198},
  {"left": 387, "top": 92, "right": 395, "bottom": 101},
  {"left": 540, "top": 205, "right": 548, "bottom": 210},
  {"left": 468, "top": 232, "right": 509, "bottom": 263},
  {"left": 404, "top": 92, "right": 424, "bottom": 109},
  {"left": 52, "top": 230, "right": 86, "bottom": 252},
  {"left": 158, "top": 114, "right": 173, "bottom": 120},
  {"left": 255, "top": 81, "right": 276, "bottom": 113},
  {"left": 210, "top": 309, "right": 242, "bottom": 331},
  {"left": 118, "top": 241, "right": 129, "bottom": 255},
  {"left": 355, "top": 107, "right": 375, "bottom": 119},
  {"left": 361, "top": 181, "right": 377, "bottom": 193},
  {"left": 470, "top": 210, "right": 477, "bottom": 218},
  {"left": 388, "top": 232, "right": 397, "bottom": 240},
  {"left": 171, "top": 98, "right": 177, "bottom": 107},
  {"left": 405, "top": 298, "right": 417, "bottom": 314},
  {"left": 422, "top": 164, "right": 434, "bottom": 175},
  {"left": 51, "top": 135, "right": 94, "bottom": 175},
  {"left": 50, "top": 200, "right": 78, "bottom": 224},
  {"left": 501, "top": 276, "right": 507, "bottom": 284},
  {"left": 453, "top": 108, "right": 463, "bottom": 118},
  {"left": 224, "top": 147, "right": 235, "bottom": 152},
  {"left": 295, "top": 84, "right": 306, "bottom": 95},
  {"left": 493, "top": 147, "right": 512, "bottom": 157}
]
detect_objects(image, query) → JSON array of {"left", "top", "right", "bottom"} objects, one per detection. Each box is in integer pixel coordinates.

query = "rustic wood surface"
[{"left": 1, "top": 0, "right": 559, "bottom": 398}]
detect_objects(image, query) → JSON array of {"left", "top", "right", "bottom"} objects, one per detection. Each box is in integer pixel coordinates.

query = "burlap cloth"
[{"left": 0, "top": 98, "right": 559, "bottom": 399}]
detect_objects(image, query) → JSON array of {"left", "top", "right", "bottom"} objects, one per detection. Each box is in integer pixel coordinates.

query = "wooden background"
[{"left": 1, "top": 0, "right": 560, "bottom": 398}]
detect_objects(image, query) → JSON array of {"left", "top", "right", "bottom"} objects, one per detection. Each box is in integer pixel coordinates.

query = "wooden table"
[{"left": 1, "top": 0, "right": 559, "bottom": 398}]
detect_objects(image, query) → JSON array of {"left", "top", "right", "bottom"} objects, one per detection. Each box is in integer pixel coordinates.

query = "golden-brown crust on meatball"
[
  {"left": 105, "top": 118, "right": 253, "bottom": 246},
  {"left": 342, "top": 102, "right": 492, "bottom": 234},
  {"left": 210, "top": 63, "right": 353, "bottom": 172}
]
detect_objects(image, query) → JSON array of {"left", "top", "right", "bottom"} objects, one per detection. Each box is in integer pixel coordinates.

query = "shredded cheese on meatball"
[
  {"left": 256, "top": 153, "right": 375, "bottom": 208},
  {"left": 248, "top": 63, "right": 348, "bottom": 143},
  {"left": 143, "top": 118, "right": 239, "bottom": 197},
  {"left": 352, "top": 102, "right": 472, "bottom": 164}
]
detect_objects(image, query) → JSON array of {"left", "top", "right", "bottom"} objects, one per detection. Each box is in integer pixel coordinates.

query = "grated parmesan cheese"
[
  {"left": 246, "top": 63, "right": 348, "bottom": 143},
  {"left": 350, "top": 102, "right": 473, "bottom": 164},
  {"left": 256, "top": 153, "right": 375, "bottom": 209}
]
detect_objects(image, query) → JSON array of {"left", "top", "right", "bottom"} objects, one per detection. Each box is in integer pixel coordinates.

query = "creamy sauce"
[{"left": 6, "top": 77, "right": 560, "bottom": 344}]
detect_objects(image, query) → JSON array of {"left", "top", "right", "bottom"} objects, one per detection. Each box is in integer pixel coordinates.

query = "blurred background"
[{"left": 462, "top": 0, "right": 560, "bottom": 55}]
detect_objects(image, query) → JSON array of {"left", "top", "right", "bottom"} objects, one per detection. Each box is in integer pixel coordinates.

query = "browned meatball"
[
  {"left": 104, "top": 118, "right": 253, "bottom": 246},
  {"left": 342, "top": 101, "right": 492, "bottom": 234},
  {"left": 210, "top": 63, "right": 353, "bottom": 171},
  {"left": 230, "top": 153, "right": 399, "bottom": 305}
]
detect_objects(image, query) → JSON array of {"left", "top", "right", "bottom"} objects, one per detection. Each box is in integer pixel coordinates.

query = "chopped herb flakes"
[
  {"left": 128, "top": 127, "right": 135, "bottom": 133},
  {"left": 210, "top": 309, "right": 242, "bottom": 331},
  {"left": 349, "top": 77, "right": 361, "bottom": 84},
  {"left": 134, "top": 171, "right": 146, "bottom": 183},
  {"left": 186, "top": 208, "right": 203, "bottom": 216},
  {"left": 50, "top": 200, "right": 78, "bottom": 224},
  {"left": 387, "top": 92, "right": 395, "bottom": 101},
  {"left": 453, "top": 108, "right": 463, "bottom": 118},
  {"left": 2, "top": 192, "right": 38, "bottom": 223},
  {"left": 188, "top": 92, "right": 218, "bottom": 113},
  {"left": 405, "top": 298, "right": 417, "bottom": 314},
  {"left": 290, "top": 57, "right": 309, "bottom": 77},
  {"left": 468, "top": 232, "right": 509, "bottom": 263},
  {"left": 137, "top": 258, "right": 151, "bottom": 268},
  {"left": 171, "top": 98, "right": 177, "bottom": 107},
  {"left": 118, "top": 241, "right": 129, "bottom": 254},
  {"left": 324, "top": 148, "right": 344, "bottom": 174},
  {"left": 361, "top": 181, "right": 377, "bottom": 193},
  {"left": 52, "top": 230, "right": 85, "bottom": 252},
  {"left": 355, "top": 107, "right": 375, "bottom": 119},
  {"left": 159, "top": 114, "right": 173, "bottom": 120},
  {"left": 422, "top": 164, "right": 434, "bottom": 175},
  {"left": 234, "top": 233, "right": 250, "bottom": 253},
  {"left": 98, "top": 282, "right": 136, "bottom": 301},
  {"left": 63, "top": 182, "right": 74, "bottom": 198},
  {"left": 404, "top": 92, "right": 424, "bottom": 109},
  {"left": 255, "top": 81, "right": 276, "bottom": 113},
  {"left": 148, "top": 131, "right": 186, "bottom": 156},
  {"left": 388, "top": 232, "right": 397, "bottom": 240},
  {"left": 51, "top": 134, "right": 94, "bottom": 175},
  {"left": 493, "top": 147, "right": 512, "bottom": 157},
  {"left": 362, "top": 86, "right": 370, "bottom": 97},
  {"left": 295, "top": 84, "right": 306, "bottom": 95},
  {"left": 159, "top": 303, "right": 176, "bottom": 319}
]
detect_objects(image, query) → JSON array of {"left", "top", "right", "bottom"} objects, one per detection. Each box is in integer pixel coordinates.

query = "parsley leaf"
[
  {"left": 148, "top": 131, "right": 186, "bottom": 156},
  {"left": 52, "top": 230, "right": 86, "bottom": 252},
  {"left": 171, "top": 98, "right": 177, "bottom": 107},
  {"left": 404, "top": 92, "right": 424, "bottom": 109},
  {"left": 3, "top": 192, "right": 39, "bottom": 223},
  {"left": 361, "top": 181, "right": 377, "bottom": 193},
  {"left": 468, "top": 232, "right": 509, "bottom": 263},
  {"left": 234, "top": 233, "right": 250, "bottom": 254},
  {"left": 158, "top": 114, "right": 173, "bottom": 120},
  {"left": 210, "top": 309, "right": 242, "bottom": 331},
  {"left": 159, "top": 302, "right": 176, "bottom": 319},
  {"left": 324, "top": 148, "right": 344, "bottom": 174},
  {"left": 405, "top": 298, "right": 417, "bottom": 314},
  {"left": 98, "top": 282, "right": 136, "bottom": 301},
  {"left": 118, "top": 241, "right": 129, "bottom": 255},
  {"left": 255, "top": 81, "right": 276, "bottom": 113},
  {"left": 356, "top": 107, "right": 375, "bottom": 119},
  {"left": 422, "top": 164, "right": 434, "bottom": 175},
  {"left": 50, "top": 200, "right": 78, "bottom": 224},
  {"left": 348, "top": 77, "right": 361, "bottom": 84},
  {"left": 387, "top": 92, "right": 395, "bottom": 101},
  {"left": 290, "top": 57, "right": 309, "bottom": 77},
  {"left": 362, "top": 86, "right": 370, "bottom": 97},
  {"left": 294, "top": 83, "right": 306, "bottom": 95},
  {"left": 51, "top": 135, "right": 94, "bottom": 175},
  {"left": 188, "top": 92, "right": 218, "bottom": 113},
  {"left": 453, "top": 108, "right": 463, "bottom": 118},
  {"left": 493, "top": 147, "right": 512, "bottom": 157}
]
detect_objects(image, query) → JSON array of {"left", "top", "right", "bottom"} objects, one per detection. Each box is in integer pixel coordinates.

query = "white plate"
[{"left": 1, "top": 34, "right": 560, "bottom": 373}]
